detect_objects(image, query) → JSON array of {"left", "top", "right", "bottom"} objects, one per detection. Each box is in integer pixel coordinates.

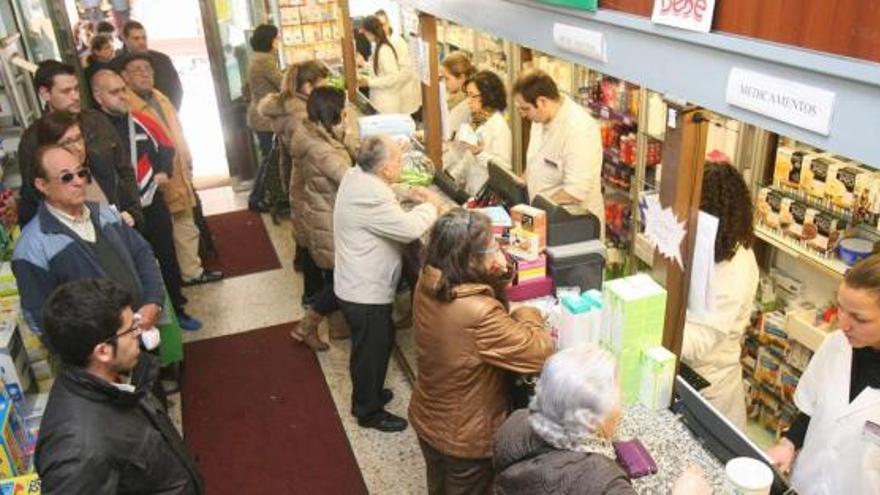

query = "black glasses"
[
  {"left": 51, "top": 168, "right": 91, "bottom": 184},
  {"left": 103, "top": 314, "right": 142, "bottom": 344}
]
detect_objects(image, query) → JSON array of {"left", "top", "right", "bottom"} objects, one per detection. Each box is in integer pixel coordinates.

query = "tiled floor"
[{"left": 176, "top": 187, "right": 427, "bottom": 494}]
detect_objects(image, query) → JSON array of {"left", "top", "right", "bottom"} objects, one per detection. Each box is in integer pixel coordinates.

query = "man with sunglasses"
[
  {"left": 12, "top": 145, "right": 166, "bottom": 342},
  {"left": 35, "top": 278, "right": 203, "bottom": 494}
]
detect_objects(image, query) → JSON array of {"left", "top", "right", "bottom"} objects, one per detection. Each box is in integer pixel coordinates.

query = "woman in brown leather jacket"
[{"left": 408, "top": 209, "right": 554, "bottom": 495}]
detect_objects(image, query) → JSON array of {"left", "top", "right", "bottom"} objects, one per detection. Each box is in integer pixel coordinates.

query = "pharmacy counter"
[{"left": 620, "top": 403, "right": 727, "bottom": 492}]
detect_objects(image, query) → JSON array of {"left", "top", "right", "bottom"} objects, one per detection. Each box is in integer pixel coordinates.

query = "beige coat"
[
  {"left": 126, "top": 89, "right": 196, "bottom": 214},
  {"left": 246, "top": 52, "right": 282, "bottom": 132},
  {"left": 290, "top": 119, "right": 352, "bottom": 269},
  {"left": 408, "top": 266, "right": 554, "bottom": 459},
  {"left": 259, "top": 92, "right": 308, "bottom": 245}
]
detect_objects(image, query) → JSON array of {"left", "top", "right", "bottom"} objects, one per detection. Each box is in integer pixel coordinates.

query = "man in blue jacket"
[{"left": 12, "top": 144, "right": 166, "bottom": 339}]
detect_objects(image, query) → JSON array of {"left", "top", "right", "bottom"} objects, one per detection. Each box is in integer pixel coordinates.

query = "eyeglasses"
[
  {"left": 49, "top": 168, "right": 91, "bottom": 184},
  {"left": 103, "top": 314, "right": 143, "bottom": 344}
]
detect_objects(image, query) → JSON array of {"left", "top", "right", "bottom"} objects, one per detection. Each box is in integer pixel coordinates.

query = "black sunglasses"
[{"left": 52, "top": 168, "right": 91, "bottom": 184}]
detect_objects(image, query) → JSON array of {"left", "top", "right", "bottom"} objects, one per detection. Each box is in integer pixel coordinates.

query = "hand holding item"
[
  {"left": 120, "top": 211, "right": 135, "bottom": 227},
  {"left": 137, "top": 303, "right": 162, "bottom": 330},
  {"left": 153, "top": 172, "right": 169, "bottom": 186},
  {"left": 408, "top": 186, "right": 432, "bottom": 204},
  {"left": 671, "top": 465, "right": 712, "bottom": 495},
  {"left": 766, "top": 437, "right": 796, "bottom": 474}
]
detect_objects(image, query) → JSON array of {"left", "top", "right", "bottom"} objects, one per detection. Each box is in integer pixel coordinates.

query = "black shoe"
[
  {"left": 381, "top": 388, "right": 393, "bottom": 406},
  {"left": 357, "top": 410, "right": 408, "bottom": 432},
  {"left": 182, "top": 270, "right": 224, "bottom": 287}
]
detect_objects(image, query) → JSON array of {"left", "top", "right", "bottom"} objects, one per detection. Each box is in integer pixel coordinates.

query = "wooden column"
[
  {"left": 419, "top": 13, "right": 443, "bottom": 169},
  {"left": 338, "top": 0, "right": 358, "bottom": 103},
  {"left": 657, "top": 106, "right": 709, "bottom": 357}
]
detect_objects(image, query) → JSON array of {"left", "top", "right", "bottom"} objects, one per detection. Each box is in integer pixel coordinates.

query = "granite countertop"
[{"left": 619, "top": 403, "right": 727, "bottom": 493}]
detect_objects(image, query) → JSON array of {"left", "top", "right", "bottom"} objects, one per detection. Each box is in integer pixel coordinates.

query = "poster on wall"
[{"left": 651, "top": 0, "right": 716, "bottom": 33}]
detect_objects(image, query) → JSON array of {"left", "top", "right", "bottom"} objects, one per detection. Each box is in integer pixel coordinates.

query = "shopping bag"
[{"left": 157, "top": 290, "right": 184, "bottom": 366}]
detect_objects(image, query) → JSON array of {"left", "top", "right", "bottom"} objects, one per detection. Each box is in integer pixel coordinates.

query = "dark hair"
[
  {"left": 34, "top": 60, "right": 76, "bottom": 93},
  {"left": 700, "top": 162, "right": 754, "bottom": 263},
  {"left": 362, "top": 15, "right": 397, "bottom": 74},
  {"left": 442, "top": 52, "right": 476, "bottom": 80},
  {"left": 844, "top": 255, "right": 880, "bottom": 300},
  {"left": 307, "top": 86, "right": 345, "bottom": 133},
  {"left": 90, "top": 34, "right": 113, "bottom": 53},
  {"left": 513, "top": 70, "right": 560, "bottom": 105},
  {"left": 95, "top": 21, "right": 115, "bottom": 35},
  {"left": 33, "top": 144, "right": 71, "bottom": 180},
  {"left": 286, "top": 60, "right": 329, "bottom": 98},
  {"left": 122, "top": 20, "right": 145, "bottom": 38},
  {"left": 37, "top": 111, "right": 80, "bottom": 146},
  {"left": 424, "top": 209, "right": 499, "bottom": 303},
  {"left": 250, "top": 24, "right": 278, "bottom": 53},
  {"left": 42, "top": 278, "right": 133, "bottom": 367},
  {"left": 467, "top": 70, "right": 507, "bottom": 113}
]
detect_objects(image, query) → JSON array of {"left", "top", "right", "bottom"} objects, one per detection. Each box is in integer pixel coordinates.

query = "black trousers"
[
  {"left": 339, "top": 300, "right": 395, "bottom": 420},
  {"left": 311, "top": 269, "right": 339, "bottom": 315},
  {"left": 141, "top": 194, "right": 186, "bottom": 313},
  {"left": 299, "top": 246, "right": 325, "bottom": 306}
]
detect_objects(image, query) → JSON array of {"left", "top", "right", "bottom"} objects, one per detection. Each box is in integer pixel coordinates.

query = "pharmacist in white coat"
[
  {"left": 358, "top": 15, "right": 420, "bottom": 115},
  {"left": 376, "top": 10, "right": 421, "bottom": 116},
  {"left": 444, "top": 70, "right": 512, "bottom": 196},
  {"left": 681, "top": 163, "right": 759, "bottom": 430},
  {"left": 513, "top": 70, "right": 603, "bottom": 224},
  {"left": 767, "top": 255, "right": 880, "bottom": 494}
]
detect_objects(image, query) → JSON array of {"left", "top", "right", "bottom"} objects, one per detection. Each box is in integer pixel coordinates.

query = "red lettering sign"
[{"left": 659, "top": 0, "right": 707, "bottom": 22}]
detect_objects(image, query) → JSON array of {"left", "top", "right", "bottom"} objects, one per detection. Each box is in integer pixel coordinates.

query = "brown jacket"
[
  {"left": 127, "top": 88, "right": 196, "bottom": 214},
  {"left": 246, "top": 52, "right": 282, "bottom": 132},
  {"left": 259, "top": 92, "right": 308, "bottom": 244},
  {"left": 408, "top": 266, "right": 554, "bottom": 459},
  {"left": 289, "top": 119, "right": 352, "bottom": 269}
]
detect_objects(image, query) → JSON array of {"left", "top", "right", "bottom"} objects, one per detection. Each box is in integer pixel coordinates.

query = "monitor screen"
[{"left": 487, "top": 160, "right": 528, "bottom": 208}]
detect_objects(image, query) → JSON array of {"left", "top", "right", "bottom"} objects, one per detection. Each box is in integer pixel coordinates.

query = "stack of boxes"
[
  {"left": 0, "top": 394, "right": 31, "bottom": 480},
  {"left": 504, "top": 205, "right": 552, "bottom": 302}
]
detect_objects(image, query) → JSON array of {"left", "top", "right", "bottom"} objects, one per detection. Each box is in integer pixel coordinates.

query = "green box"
[{"left": 534, "top": 0, "right": 598, "bottom": 12}]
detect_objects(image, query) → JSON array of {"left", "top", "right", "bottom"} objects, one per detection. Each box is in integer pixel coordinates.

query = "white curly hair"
[{"left": 528, "top": 344, "right": 620, "bottom": 452}]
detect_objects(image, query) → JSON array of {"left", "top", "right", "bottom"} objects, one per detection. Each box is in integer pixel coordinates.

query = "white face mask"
[{"left": 140, "top": 326, "right": 162, "bottom": 351}]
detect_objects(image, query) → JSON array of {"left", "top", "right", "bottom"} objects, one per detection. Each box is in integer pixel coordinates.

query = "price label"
[{"left": 600, "top": 107, "right": 610, "bottom": 120}]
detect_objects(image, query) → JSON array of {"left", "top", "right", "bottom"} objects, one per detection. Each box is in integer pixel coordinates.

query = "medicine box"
[
  {"left": 640, "top": 347, "right": 676, "bottom": 411},
  {"left": 0, "top": 473, "right": 39, "bottom": 495},
  {"left": 0, "top": 396, "right": 30, "bottom": 478},
  {"left": 510, "top": 204, "right": 547, "bottom": 249}
]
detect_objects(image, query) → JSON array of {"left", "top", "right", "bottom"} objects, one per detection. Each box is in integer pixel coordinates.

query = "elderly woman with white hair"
[
  {"left": 334, "top": 134, "right": 446, "bottom": 432},
  {"left": 494, "top": 345, "right": 710, "bottom": 494}
]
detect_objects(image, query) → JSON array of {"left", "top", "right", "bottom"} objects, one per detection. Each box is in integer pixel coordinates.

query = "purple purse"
[{"left": 612, "top": 438, "right": 658, "bottom": 479}]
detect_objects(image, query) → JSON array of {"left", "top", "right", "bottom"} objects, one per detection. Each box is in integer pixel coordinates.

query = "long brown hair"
[
  {"left": 844, "top": 254, "right": 880, "bottom": 300},
  {"left": 423, "top": 209, "right": 511, "bottom": 304},
  {"left": 700, "top": 161, "right": 754, "bottom": 263},
  {"left": 362, "top": 15, "right": 397, "bottom": 75},
  {"left": 281, "top": 60, "right": 329, "bottom": 101}
]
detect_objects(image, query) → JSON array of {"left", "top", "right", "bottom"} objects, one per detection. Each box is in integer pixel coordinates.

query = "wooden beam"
[
  {"left": 338, "top": 0, "right": 358, "bottom": 103},
  {"left": 657, "top": 106, "right": 709, "bottom": 357},
  {"left": 419, "top": 13, "right": 443, "bottom": 169}
]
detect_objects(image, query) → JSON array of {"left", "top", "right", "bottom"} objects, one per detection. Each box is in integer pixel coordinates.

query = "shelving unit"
[
  {"left": 754, "top": 224, "right": 848, "bottom": 280},
  {"left": 278, "top": 0, "right": 343, "bottom": 65}
]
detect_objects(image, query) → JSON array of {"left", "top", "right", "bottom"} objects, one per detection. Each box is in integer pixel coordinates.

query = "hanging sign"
[
  {"left": 651, "top": 0, "right": 716, "bottom": 33},
  {"left": 726, "top": 68, "right": 836, "bottom": 136}
]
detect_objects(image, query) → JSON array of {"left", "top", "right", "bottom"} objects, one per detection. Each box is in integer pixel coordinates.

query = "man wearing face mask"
[
  {"left": 36, "top": 279, "right": 203, "bottom": 494},
  {"left": 11, "top": 145, "right": 165, "bottom": 344},
  {"left": 119, "top": 52, "right": 222, "bottom": 289}
]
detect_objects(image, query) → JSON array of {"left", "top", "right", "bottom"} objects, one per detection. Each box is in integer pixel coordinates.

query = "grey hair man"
[{"left": 333, "top": 135, "right": 441, "bottom": 432}]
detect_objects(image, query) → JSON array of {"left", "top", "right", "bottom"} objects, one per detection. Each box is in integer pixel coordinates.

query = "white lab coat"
[
  {"left": 525, "top": 96, "right": 603, "bottom": 226},
  {"left": 447, "top": 99, "right": 471, "bottom": 138},
  {"left": 367, "top": 43, "right": 416, "bottom": 114},
  {"left": 681, "top": 246, "right": 759, "bottom": 430},
  {"left": 389, "top": 33, "right": 422, "bottom": 114},
  {"left": 445, "top": 112, "right": 512, "bottom": 196},
  {"left": 790, "top": 330, "right": 880, "bottom": 494}
]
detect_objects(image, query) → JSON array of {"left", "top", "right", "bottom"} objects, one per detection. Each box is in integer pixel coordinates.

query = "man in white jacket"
[{"left": 334, "top": 135, "right": 443, "bottom": 432}]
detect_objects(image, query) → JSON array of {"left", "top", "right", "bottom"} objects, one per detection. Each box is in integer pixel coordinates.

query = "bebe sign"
[{"left": 651, "top": 0, "right": 716, "bottom": 32}]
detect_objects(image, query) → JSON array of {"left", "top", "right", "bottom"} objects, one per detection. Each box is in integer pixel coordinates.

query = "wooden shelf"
[{"left": 754, "top": 224, "right": 848, "bottom": 279}]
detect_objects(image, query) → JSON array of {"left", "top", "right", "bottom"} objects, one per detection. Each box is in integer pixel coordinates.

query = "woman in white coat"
[
  {"left": 441, "top": 52, "right": 475, "bottom": 136},
  {"left": 767, "top": 255, "right": 880, "bottom": 494},
  {"left": 681, "top": 163, "right": 759, "bottom": 430},
  {"left": 444, "top": 70, "right": 512, "bottom": 196},
  {"left": 358, "top": 16, "right": 418, "bottom": 115}
]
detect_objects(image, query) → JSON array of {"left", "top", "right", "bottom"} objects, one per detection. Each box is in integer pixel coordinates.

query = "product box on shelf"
[
  {"left": 507, "top": 228, "right": 541, "bottom": 261},
  {"left": 773, "top": 146, "right": 810, "bottom": 190},
  {"left": 506, "top": 276, "right": 553, "bottom": 302},
  {"left": 639, "top": 346, "right": 676, "bottom": 411},
  {"left": 799, "top": 154, "right": 839, "bottom": 200},
  {"left": 510, "top": 204, "right": 547, "bottom": 249},
  {"left": 0, "top": 315, "right": 34, "bottom": 404},
  {"left": 0, "top": 473, "right": 39, "bottom": 495},
  {"left": 854, "top": 171, "right": 880, "bottom": 227},
  {"left": 0, "top": 395, "right": 30, "bottom": 478},
  {"left": 804, "top": 210, "right": 845, "bottom": 254},
  {"left": 826, "top": 163, "right": 866, "bottom": 209},
  {"left": 513, "top": 255, "right": 546, "bottom": 285}
]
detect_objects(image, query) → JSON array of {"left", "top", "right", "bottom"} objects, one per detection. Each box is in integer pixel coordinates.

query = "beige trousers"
[{"left": 171, "top": 210, "right": 203, "bottom": 281}]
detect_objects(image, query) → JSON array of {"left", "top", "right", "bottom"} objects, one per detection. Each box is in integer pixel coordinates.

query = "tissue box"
[
  {"left": 640, "top": 347, "right": 676, "bottom": 411},
  {"left": 507, "top": 276, "right": 553, "bottom": 302},
  {"left": 0, "top": 473, "right": 40, "bottom": 494},
  {"left": 510, "top": 204, "right": 547, "bottom": 249}
]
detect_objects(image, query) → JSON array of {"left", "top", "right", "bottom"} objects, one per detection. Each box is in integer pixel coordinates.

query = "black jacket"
[
  {"left": 35, "top": 354, "right": 204, "bottom": 495},
  {"left": 17, "top": 108, "right": 144, "bottom": 228},
  {"left": 113, "top": 49, "right": 183, "bottom": 110}
]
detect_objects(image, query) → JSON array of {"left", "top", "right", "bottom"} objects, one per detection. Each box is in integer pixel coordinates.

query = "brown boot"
[
  {"left": 328, "top": 311, "right": 351, "bottom": 340},
  {"left": 290, "top": 310, "right": 329, "bottom": 351}
]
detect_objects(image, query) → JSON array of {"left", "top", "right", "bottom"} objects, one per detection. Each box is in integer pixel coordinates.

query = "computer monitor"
[
  {"left": 487, "top": 160, "right": 528, "bottom": 208},
  {"left": 672, "top": 376, "right": 793, "bottom": 494},
  {"left": 433, "top": 169, "right": 470, "bottom": 205}
]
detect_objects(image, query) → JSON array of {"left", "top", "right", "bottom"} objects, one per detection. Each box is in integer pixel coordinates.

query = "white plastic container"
[{"left": 724, "top": 457, "right": 773, "bottom": 495}]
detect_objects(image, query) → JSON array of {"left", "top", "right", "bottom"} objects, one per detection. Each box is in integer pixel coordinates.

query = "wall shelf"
[{"left": 754, "top": 224, "right": 848, "bottom": 280}]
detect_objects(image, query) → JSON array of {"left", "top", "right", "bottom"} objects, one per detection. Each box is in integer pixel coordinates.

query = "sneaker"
[
  {"left": 357, "top": 410, "right": 408, "bottom": 432},
  {"left": 182, "top": 270, "right": 224, "bottom": 287},
  {"left": 178, "top": 314, "right": 203, "bottom": 331}
]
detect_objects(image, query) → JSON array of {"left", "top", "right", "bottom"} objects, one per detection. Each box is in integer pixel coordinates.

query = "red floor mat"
[
  {"left": 202, "top": 210, "right": 281, "bottom": 279},
  {"left": 181, "top": 323, "right": 367, "bottom": 494}
]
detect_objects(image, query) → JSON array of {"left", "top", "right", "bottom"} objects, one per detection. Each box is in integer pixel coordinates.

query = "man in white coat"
[{"left": 513, "top": 70, "right": 603, "bottom": 227}]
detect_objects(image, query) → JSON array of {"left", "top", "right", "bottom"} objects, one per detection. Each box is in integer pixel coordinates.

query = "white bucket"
[{"left": 724, "top": 457, "right": 773, "bottom": 495}]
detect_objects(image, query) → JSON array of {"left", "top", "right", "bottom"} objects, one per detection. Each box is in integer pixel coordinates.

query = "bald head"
[{"left": 91, "top": 69, "right": 130, "bottom": 115}]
